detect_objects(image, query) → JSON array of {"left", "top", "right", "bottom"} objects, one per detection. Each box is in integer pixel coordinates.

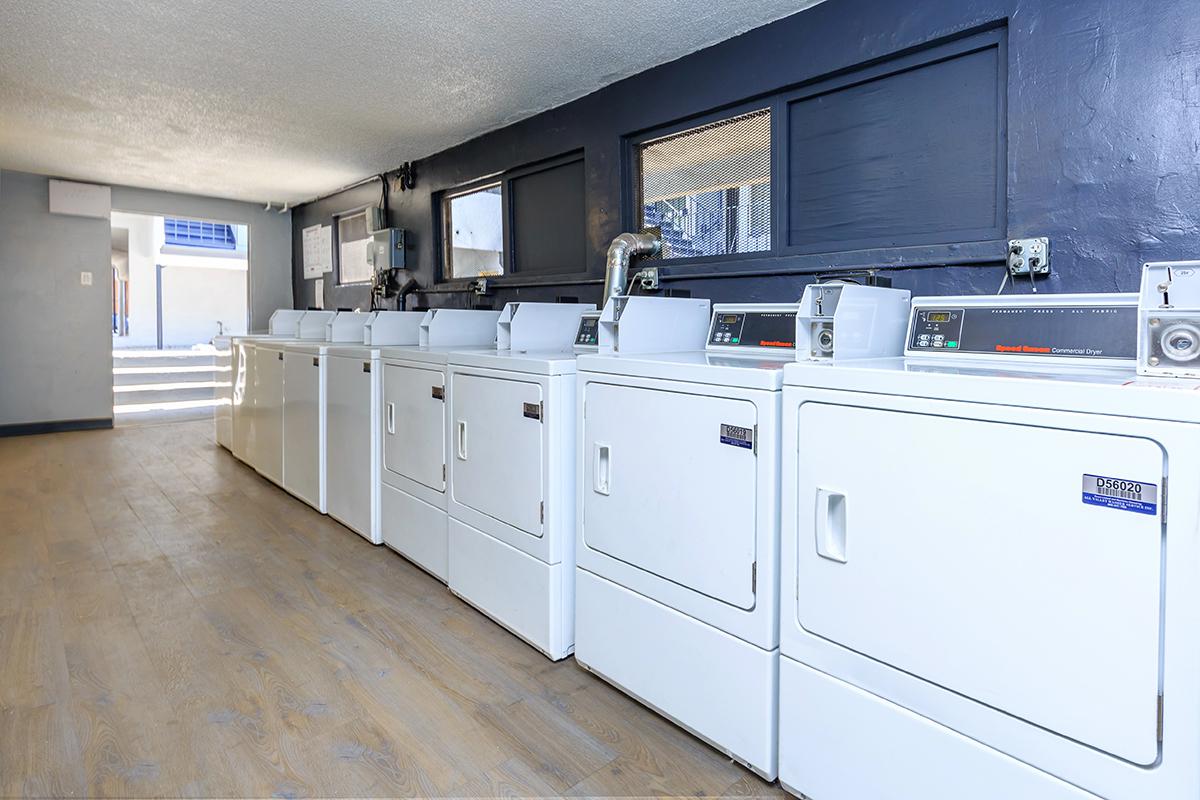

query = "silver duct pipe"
[{"left": 602, "top": 232, "right": 661, "bottom": 305}]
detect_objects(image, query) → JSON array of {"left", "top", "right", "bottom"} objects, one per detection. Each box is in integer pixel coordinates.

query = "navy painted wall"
[{"left": 291, "top": 0, "right": 1200, "bottom": 311}]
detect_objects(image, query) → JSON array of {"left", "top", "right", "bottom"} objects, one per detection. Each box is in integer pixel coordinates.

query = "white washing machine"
[
  {"left": 445, "top": 301, "right": 595, "bottom": 660},
  {"left": 576, "top": 297, "right": 804, "bottom": 780},
  {"left": 377, "top": 309, "right": 504, "bottom": 578},
  {"left": 325, "top": 311, "right": 431, "bottom": 544},
  {"left": 224, "top": 309, "right": 305, "bottom": 453},
  {"left": 281, "top": 311, "right": 374, "bottom": 512},
  {"left": 778, "top": 293, "right": 1200, "bottom": 800},
  {"left": 232, "top": 310, "right": 334, "bottom": 468}
]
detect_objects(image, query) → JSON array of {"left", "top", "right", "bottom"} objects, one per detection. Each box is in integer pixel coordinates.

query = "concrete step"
[
  {"left": 113, "top": 354, "right": 217, "bottom": 370},
  {"left": 113, "top": 384, "right": 218, "bottom": 405},
  {"left": 113, "top": 368, "right": 223, "bottom": 386}
]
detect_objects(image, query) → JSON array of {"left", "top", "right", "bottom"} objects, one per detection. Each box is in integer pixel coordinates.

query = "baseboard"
[{"left": 0, "top": 418, "right": 114, "bottom": 438}]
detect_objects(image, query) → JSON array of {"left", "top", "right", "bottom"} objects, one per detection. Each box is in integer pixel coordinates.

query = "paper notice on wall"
[
  {"left": 313, "top": 278, "right": 324, "bottom": 309},
  {"left": 302, "top": 224, "right": 333, "bottom": 278}
]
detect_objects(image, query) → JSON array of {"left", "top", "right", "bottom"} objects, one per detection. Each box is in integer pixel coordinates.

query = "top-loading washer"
[
  {"left": 445, "top": 301, "right": 595, "bottom": 660},
  {"left": 221, "top": 308, "right": 305, "bottom": 452},
  {"left": 281, "top": 311, "right": 374, "bottom": 512},
  {"left": 777, "top": 291, "right": 1200, "bottom": 800},
  {"left": 233, "top": 310, "right": 334, "bottom": 469},
  {"left": 377, "top": 309, "right": 503, "bottom": 577},
  {"left": 577, "top": 297, "right": 809, "bottom": 780},
  {"left": 324, "top": 311, "right": 431, "bottom": 545}
]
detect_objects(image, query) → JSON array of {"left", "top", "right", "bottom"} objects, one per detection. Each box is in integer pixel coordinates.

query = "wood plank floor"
[{"left": 0, "top": 419, "right": 784, "bottom": 798}]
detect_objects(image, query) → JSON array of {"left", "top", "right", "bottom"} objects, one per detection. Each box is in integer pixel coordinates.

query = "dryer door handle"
[
  {"left": 456, "top": 420, "right": 468, "bottom": 461},
  {"left": 593, "top": 443, "right": 612, "bottom": 496},
  {"left": 815, "top": 488, "right": 848, "bottom": 563},
  {"left": 386, "top": 402, "right": 395, "bottom": 435}
]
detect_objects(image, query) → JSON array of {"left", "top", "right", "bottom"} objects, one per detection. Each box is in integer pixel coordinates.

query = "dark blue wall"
[{"left": 291, "top": 0, "right": 1200, "bottom": 311}]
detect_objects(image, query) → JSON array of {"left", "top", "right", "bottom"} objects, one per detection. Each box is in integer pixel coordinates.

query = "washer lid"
[{"left": 379, "top": 345, "right": 493, "bottom": 366}]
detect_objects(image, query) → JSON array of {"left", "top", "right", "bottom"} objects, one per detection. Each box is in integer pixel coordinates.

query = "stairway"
[{"left": 112, "top": 346, "right": 226, "bottom": 425}]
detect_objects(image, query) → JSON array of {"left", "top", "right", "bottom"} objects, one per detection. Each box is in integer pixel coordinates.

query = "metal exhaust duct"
[{"left": 602, "top": 232, "right": 661, "bottom": 305}]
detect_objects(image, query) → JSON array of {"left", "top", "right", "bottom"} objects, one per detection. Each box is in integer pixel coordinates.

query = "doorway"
[{"left": 109, "top": 211, "right": 249, "bottom": 424}]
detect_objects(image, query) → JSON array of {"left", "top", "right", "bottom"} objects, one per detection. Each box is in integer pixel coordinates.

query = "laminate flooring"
[{"left": 0, "top": 419, "right": 783, "bottom": 798}]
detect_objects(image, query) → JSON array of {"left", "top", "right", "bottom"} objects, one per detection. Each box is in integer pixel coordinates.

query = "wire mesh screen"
[{"left": 638, "top": 108, "right": 771, "bottom": 259}]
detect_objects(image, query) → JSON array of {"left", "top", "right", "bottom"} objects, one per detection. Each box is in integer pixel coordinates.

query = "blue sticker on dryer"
[{"left": 1082, "top": 474, "right": 1158, "bottom": 516}]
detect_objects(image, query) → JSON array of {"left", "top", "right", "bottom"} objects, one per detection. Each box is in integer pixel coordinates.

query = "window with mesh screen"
[
  {"left": 443, "top": 184, "right": 504, "bottom": 279},
  {"left": 637, "top": 108, "right": 771, "bottom": 260},
  {"left": 337, "top": 211, "right": 373, "bottom": 285}
]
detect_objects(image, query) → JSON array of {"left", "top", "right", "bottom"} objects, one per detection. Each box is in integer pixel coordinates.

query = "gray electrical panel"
[{"left": 368, "top": 228, "right": 406, "bottom": 270}]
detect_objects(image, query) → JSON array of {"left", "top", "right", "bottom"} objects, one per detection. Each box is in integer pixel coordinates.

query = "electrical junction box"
[
  {"left": 367, "top": 228, "right": 406, "bottom": 271},
  {"left": 1139, "top": 260, "right": 1200, "bottom": 379}
]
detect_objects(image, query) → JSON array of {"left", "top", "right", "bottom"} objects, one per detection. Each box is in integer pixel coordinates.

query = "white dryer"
[
  {"left": 232, "top": 310, "right": 334, "bottom": 469},
  {"left": 325, "top": 311, "right": 430, "bottom": 544},
  {"left": 576, "top": 298, "right": 803, "bottom": 780},
  {"left": 778, "top": 293, "right": 1200, "bottom": 800},
  {"left": 377, "top": 309, "right": 503, "bottom": 578},
  {"left": 225, "top": 309, "right": 305, "bottom": 454},
  {"left": 445, "top": 301, "right": 595, "bottom": 660},
  {"left": 281, "top": 311, "right": 374, "bottom": 512}
]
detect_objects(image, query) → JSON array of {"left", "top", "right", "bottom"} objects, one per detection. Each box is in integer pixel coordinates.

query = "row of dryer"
[{"left": 217, "top": 265, "right": 1199, "bottom": 800}]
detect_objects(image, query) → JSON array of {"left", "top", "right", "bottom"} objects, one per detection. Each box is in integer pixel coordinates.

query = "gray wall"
[
  {"left": 0, "top": 169, "right": 293, "bottom": 429},
  {"left": 0, "top": 169, "right": 113, "bottom": 427}
]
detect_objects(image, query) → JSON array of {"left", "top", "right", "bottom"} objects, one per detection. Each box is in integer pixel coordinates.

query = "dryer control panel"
[
  {"left": 707, "top": 304, "right": 798, "bottom": 352},
  {"left": 907, "top": 294, "right": 1138, "bottom": 365}
]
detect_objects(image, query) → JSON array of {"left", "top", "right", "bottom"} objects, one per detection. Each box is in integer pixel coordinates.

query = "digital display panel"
[{"left": 926, "top": 311, "right": 952, "bottom": 323}]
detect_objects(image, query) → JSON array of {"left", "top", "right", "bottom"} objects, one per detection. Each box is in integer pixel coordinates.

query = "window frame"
[
  {"left": 435, "top": 150, "right": 588, "bottom": 286},
  {"left": 440, "top": 179, "right": 506, "bottom": 281},
  {"left": 333, "top": 206, "right": 375, "bottom": 286},
  {"left": 625, "top": 98, "right": 781, "bottom": 271},
  {"left": 621, "top": 24, "right": 1008, "bottom": 279}
]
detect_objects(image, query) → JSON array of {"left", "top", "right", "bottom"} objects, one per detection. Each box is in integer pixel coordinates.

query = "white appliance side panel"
[
  {"left": 382, "top": 363, "right": 446, "bottom": 494},
  {"left": 779, "top": 658, "right": 1102, "bottom": 800},
  {"left": 448, "top": 518, "right": 569, "bottom": 659},
  {"left": 255, "top": 348, "right": 285, "bottom": 485},
  {"left": 326, "top": 354, "right": 375, "bottom": 541},
  {"left": 233, "top": 344, "right": 255, "bottom": 462},
  {"left": 576, "top": 569, "right": 778, "bottom": 779},
  {"left": 382, "top": 483, "right": 448, "bottom": 582},
  {"left": 215, "top": 343, "right": 233, "bottom": 449},
  {"left": 793, "top": 401, "right": 1164, "bottom": 766},
  {"left": 282, "top": 351, "right": 323, "bottom": 511},
  {"left": 450, "top": 372, "right": 544, "bottom": 538},
  {"left": 581, "top": 381, "right": 758, "bottom": 610}
]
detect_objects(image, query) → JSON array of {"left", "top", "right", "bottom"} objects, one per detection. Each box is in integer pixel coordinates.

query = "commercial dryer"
[
  {"left": 377, "top": 309, "right": 503, "bottom": 576},
  {"left": 445, "top": 301, "right": 595, "bottom": 660},
  {"left": 222, "top": 309, "right": 305, "bottom": 452},
  {"left": 578, "top": 298, "right": 807, "bottom": 780},
  {"left": 325, "top": 311, "right": 430, "bottom": 544},
  {"left": 281, "top": 311, "right": 374, "bottom": 512},
  {"left": 232, "top": 310, "right": 334, "bottom": 469},
  {"left": 777, "top": 292, "right": 1200, "bottom": 800}
]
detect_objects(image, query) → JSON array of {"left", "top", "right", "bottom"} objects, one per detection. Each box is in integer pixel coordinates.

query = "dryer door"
[
  {"left": 451, "top": 372, "right": 544, "bottom": 537},
  {"left": 793, "top": 401, "right": 1165, "bottom": 766},
  {"left": 382, "top": 363, "right": 446, "bottom": 492},
  {"left": 582, "top": 380, "right": 758, "bottom": 610}
]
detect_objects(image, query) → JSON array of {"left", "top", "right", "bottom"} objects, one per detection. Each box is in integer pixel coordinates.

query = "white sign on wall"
[
  {"left": 313, "top": 278, "right": 324, "bottom": 309},
  {"left": 302, "top": 224, "right": 332, "bottom": 278}
]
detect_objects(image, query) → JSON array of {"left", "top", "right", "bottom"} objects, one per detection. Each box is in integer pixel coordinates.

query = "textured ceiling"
[{"left": 0, "top": 0, "right": 823, "bottom": 205}]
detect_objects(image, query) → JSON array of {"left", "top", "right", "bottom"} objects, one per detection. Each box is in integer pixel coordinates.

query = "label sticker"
[
  {"left": 1082, "top": 474, "right": 1158, "bottom": 516},
  {"left": 523, "top": 402, "right": 542, "bottom": 420},
  {"left": 720, "top": 424, "right": 754, "bottom": 450}
]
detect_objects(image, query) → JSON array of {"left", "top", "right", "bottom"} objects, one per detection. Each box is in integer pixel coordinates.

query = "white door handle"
[
  {"left": 456, "top": 420, "right": 468, "bottom": 460},
  {"left": 386, "top": 402, "right": 395, "bottom": 435},
  {"left": 815, "top": 488, "right": 847, "bottom": 563},
  {"left": 593, "top": 443, "right": 611, "bottom": 495}
]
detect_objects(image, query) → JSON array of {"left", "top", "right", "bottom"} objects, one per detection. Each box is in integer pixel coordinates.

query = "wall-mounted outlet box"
[{"left": 80, "top": 271, "right": 93, "bottom": 286}]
